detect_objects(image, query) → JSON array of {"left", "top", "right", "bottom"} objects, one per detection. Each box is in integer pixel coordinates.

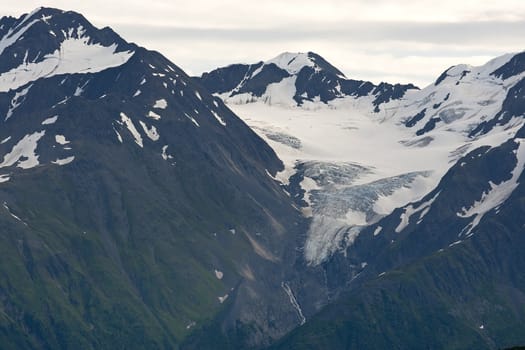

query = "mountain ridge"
[{"left": 196, "top": 51, "right": 418, "bottom": 110}]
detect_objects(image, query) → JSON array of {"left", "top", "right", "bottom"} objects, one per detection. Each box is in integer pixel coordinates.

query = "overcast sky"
[{"left": 2, "top": 1, "right": 525, "bottom": 87}]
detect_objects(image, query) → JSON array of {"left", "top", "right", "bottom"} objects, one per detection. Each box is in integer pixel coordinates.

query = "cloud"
[{"left": 1, "top": 1, "right": 524, "bottom": 86}]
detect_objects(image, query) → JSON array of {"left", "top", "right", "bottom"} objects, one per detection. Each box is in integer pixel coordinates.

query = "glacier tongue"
[{"left": 227, "top": 101, "right": 450, "bottom": 265}]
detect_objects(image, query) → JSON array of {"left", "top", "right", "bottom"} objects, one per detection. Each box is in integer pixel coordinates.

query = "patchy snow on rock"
[
  {"left": 113, "top": 127, "right": 123, "bottom": 143},
  {"left": 133, "top": 89, "right": 141, "bottom": 97},
  {"left": 52, "top": 156, "right": 75, "bottom": 165},
  {"left": 395, "top": 192, "right": 440, "bottom": 233},
  {"left": 161, "top": 145, "right": 173, "bottom": 160},
  {"left": 1, "top": 136, "right": 11, "bottom": 144},
  {"left": 120, "top": 112, "right": 143, "bottom": 147},
  {"left": 5, "top": 85, "right": 31, "bottom": 121},
  {"left": 0, "top": 9, "right": 41, "bottom": 57},
  {"left": 214, "top": 270, "right": 224, "bottom": 280},
  {"left": 139, "top": 121, "right": 160, "bottom": 141},
  {"left": 41, "top": 115, "right": 58, "bottom": 125},
  {"left": 211, "top": 110, "right": 227, "bottom": 126},
  {"left": 458, "top": 139, "right": 525, "bottom": 236},
  {"left": 73, "top": 84, "right": 85, "bottom": 97},
  {"left": 373, "top": 226, "right": 383, "bottom": 236},
  {"left": 281, "top": 282, "right": 306, "bottom": 325},
  {"left": 153, "top": 98, "right": 167, "bottom": 109},
  {"left": 184, "top": 113, "right": 200, "bottom": 127},
  {"left": 0, "top": 131, "right": 45, "bottom": 169},
  {"left": 218, "top": 294, "right": 229, "bottom": 303},
  {"left": 2, "top": 201, "right": 27, "bottom": 224},
  {"left": 449, "top": 240, "right": 463, "bottom": 247},
  {"left": 147, "top": 111, "right": 161, "bottom": 120},
  {"left": 0, "top": 33, "right": 134, "bottom": 92},
  {"left": 55, "top": 134, "right": 70, "bottom": 145},
  {"left": 0, "top": 174, "right": 10, "bottom": 183}
]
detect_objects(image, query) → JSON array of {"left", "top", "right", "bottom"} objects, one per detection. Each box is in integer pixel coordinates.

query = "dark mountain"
[
  {"left": 0, "top": 7, "right": 310, "bottom": 349},
  {"left": 196, "top": 51, "right": 417, "bottom": 111}
]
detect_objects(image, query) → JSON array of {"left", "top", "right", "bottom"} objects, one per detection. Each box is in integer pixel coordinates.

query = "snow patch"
[
  {"left": 2, "top": 202, "right": 27, "bottom": 225},
  {"left": 1, "top": 136, "right": 11, "bottom": 144},
  {"left": 161, "top": 145, "right": 173, "bottom": 160},
  {"left": 55, "top": 134, "right": 70, "bottom": 145},
  {"left": 41, "top": 115, "right": 58, "bottom": 125},
  {"left": 153, "top": 99, "right": 167, "bottom": 109},
  {"left": 139, "top": 121, "right": 160, "bottom": 141},
  {"left": 52, "top": 156, "right": 75, "bottom": 165},
  {"left": 211, "top": 110, "right": 226, "bottom": 126},
  {"left": 120, "top": 112, "right": 143, "bottom": 147},
  {"left": 281, "top": 282, "right": 306, "bottom": 325},
  {"left": 114, "top": 127, "right": 123, "bottom": 143},
  {"left": 214, "top": 270, "right": 224, "bottom": 280},
  {"left": 5, "top": 85, "right": 31, "bottom": 121},
  {"left": 185, "top": 114, "right": 200, "bottom": 127},
  {"left": 395, "top": 192, "right": 440, "bottom": 233},
  {"left": 0, "top": 13, "right": 39, "bottom": 56},
  {"left": 147, "top": 111, "right": 161, "bottom": 120},
  {"left": 0, "top": 131, "right": 45, "bottom": 169}
]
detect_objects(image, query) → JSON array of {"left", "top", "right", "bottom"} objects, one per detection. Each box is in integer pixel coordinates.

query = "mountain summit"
[
  {"left": 0, "top": 7, "right": 134, "bottom": 92},
  {"left": 197, "top": 51, "right": 417, "bottom": 109}
]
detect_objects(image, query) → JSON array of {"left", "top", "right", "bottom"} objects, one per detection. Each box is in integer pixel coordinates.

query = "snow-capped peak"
[
  {"left": 199, "top": 51, "right": 413, "bottom": 109},
  {"left": 0, "top": 8, "right": 135, "bottom": 92},
  {"left": 265, "top": 52, "right": 316, "bottom": 75}
]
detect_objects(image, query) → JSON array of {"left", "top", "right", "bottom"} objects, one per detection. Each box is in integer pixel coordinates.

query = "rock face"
[{"left": 0, "top": 7, "right": 307, "bottom": 349}]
